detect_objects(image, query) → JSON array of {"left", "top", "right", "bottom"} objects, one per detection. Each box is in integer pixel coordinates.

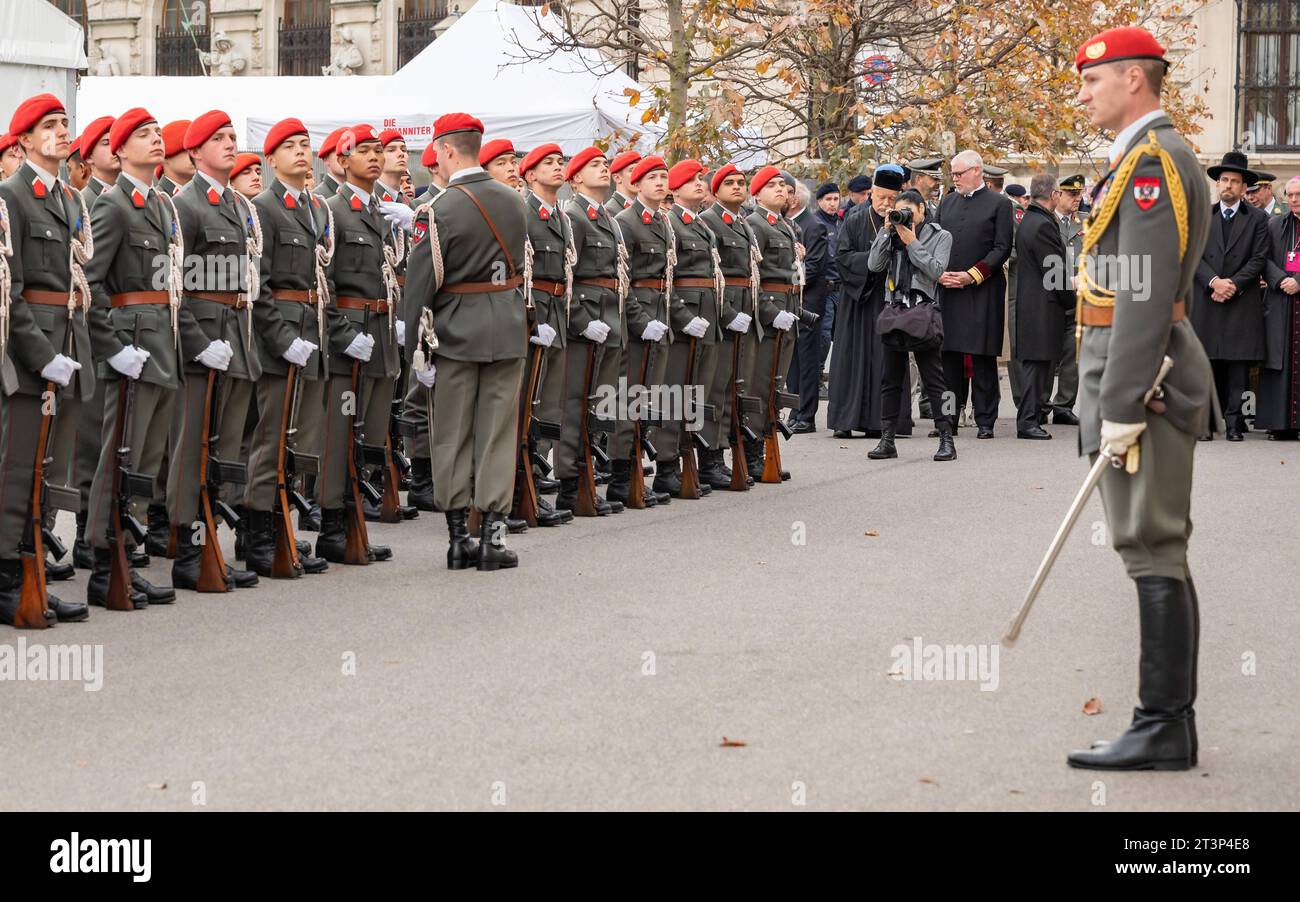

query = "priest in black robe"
[
  {"left": 934, "top": 151, "right": 1014, "bottom": 438},
  {"left": 828, "top": 164, "right": 913, "bottom": 437},
  {"left": 1259, "top": 179, "right": 1300, "bottom": 438}
]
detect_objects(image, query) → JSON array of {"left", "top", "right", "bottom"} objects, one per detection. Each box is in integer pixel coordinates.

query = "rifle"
[
  {"left": 728, "top": 332, "right": 758, "bottom": 492},
  {"left": 677, "top": 336, "right": 702, "bottom": 499},
  {"left": 195, "top": 308, "right": 238, "bottom": 592},
  {"left": 380, "top": 395, "right": 413, "bottom": 523},
  {"left": 760, "top": 328, "right": 793, "bottom": 484},
  {"left": 343, "top": 307, "right": 374, "bottom": 565},
  {"left": 511, "top": 342, "right": 544, "bottom": 527},
  {"left": 271, "top": 361, "right": 305, "bottom": 578},
  {"left": 573, "top": 341, "right": 603, "bottom": 517},
  {"left": 627, "top": 338, "right": 660, "bottom": 509},
  {"left": 106, "top": 319, "right": 152, "bottom": 609},
  {"left": 15, "top": 369, "right": 60, "bottom": 628}
]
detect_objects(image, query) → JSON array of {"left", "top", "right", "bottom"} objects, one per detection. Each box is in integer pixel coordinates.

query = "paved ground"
[{"left": 3, "top": 379, "right": 1297, "bottom": 811}]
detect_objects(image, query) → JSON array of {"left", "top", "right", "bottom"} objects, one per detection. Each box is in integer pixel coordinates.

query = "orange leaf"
[
  {"left": 865, "top": 530, "right": 879, "bottom": 537},
  {"left": 720, "top": 737, "right": 747, "bottom": 748},
  {"left": 1082, "top": 697, "right": 1102, "bottom": 715}
]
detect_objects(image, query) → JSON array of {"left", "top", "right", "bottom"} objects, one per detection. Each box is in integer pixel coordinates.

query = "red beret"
[
  {"left": 378, "top": 128, "right": 405, "bottom": 147},
  {"left": 710, "top": 163, "right": 742, "bottom": 195},
  {"left": 519, "top": 142, "right": 562, "bottom": 177},
  {"left": 564, "top": 146, "right": 605, "bottom": 181},
  {"left": 230, "top": 153, "right": 261, "bottom": 179},
  {"left": 1076, "top": 26, "right": 1167, "bottom": 72},
  {"left": 0, "top": 133, "right": 18, "bottom": 155},
  {"left": 479, "top": 138, "right": 515, "bottom": 167},
  {"left": 66, "top": 135, "right": 81, "bottom": 159},
  {"left": 80, "top": 115, "right": 116, "bottom": 158},
  {"left": 749, "top": 165, "right": 782, "bottom": 196},
  {"left": 609, "top": 150, "right": 641, "bottom": 176},
  {"left": 263, "top": 117, "right": 309, "bottom": 156},
  {"left": 109, "top": 109, "right": 156, "bottom": 155},
  {"left": 9, "top": 93, "right": 65, "bottom": 137},
  {"left": 629, "top": 155, "right": 667, "bottom": 185},
  {"left": 184, "top": 110, "right": 233, "bottom": 151},
  {"left": 161, "top": 120, "right": 191, "bottom": 158},
  {"left": 318, "top": 126, "right": 347, "bottom": 159},
  {"left": 668, "top": 159, "right": 705, "bottom": 192},
  {"left": 420, "top": 144, "right": 438, "bottom": 169},
  {"left": 154, "top": 164, "right": 163, "bottom": 180},
  {"left": 432, "top": 112, "right": 484, "bottom": 141},
  {"left": 338, "top": 124, "right": 380, "bottom": 156}
]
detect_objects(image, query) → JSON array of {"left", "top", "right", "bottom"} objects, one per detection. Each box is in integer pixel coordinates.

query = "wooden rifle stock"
[
  {"left": 626, "top": 339, "right": 656, "bottom": 509},
  {"left": 196, "top": 351, "right": 230, "bottom": 592},
  {"left": 574, "top": 342, "right": 601, "bottom": 517},
  {"left": 760, "top": 329, "right": 784, "bottom": 484},
  {"left": 511, "top": 343, "right": 544, "bottom": 527},
  {"left": 677, "top": 336, "right": 702, "bottom": 499},
  {"left": 271, "top": 363, "right": 304, "bottom": 578},
  {"left": 343, "top": 308, "right": 372, "bottom": 565},
  {"left": 727, "top": 333, "right": 751, "bottom": 492},
  {"left": 15, "top": 378, "right": 57, "bottom": 629},
  {"left": 106, "top": 319, "right": 145, "bottom": 609}
]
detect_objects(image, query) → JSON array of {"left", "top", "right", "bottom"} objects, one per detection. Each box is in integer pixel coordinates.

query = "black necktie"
[{"left": 1221, "top": 207, "right": 1234, "bottom": 240}]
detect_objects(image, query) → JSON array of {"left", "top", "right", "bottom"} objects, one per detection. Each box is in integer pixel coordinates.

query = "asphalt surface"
[{"left": 3, "top": 380, "right": 1297, "bottom": 811}]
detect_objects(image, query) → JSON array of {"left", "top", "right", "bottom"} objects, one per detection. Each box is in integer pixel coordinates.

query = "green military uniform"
[
  {"left": 698, "top": 202, "right": 759, "bottom": 471},
  {"left": 82, "top": 173, "right": 182, "bottom": 552},
  {"left": 400, "top": 181, "right": 444, "bottom": 479},
  {"left": 155, "top": 174, "right": 185, "bottom": 198},
  {"left": 523, "top": 189, "right": 572, "bottom": 454},
  {"left": 0, "top": 161, "right": 95, "bottom": 560},
  {"left": 403, "top": 169, "right": 527, "bottom": 518},
  {"left": 605, "top": 191, "right": 632, "bottom": 217},
  {"left": 1051, "top": 191, "right": 1085, "bottom": 419},
  {"left": 745, "top": 203, "right": 799, "bottom": 471},
  {"left": 315, "top": 172, "right": 342, "bottom": 200},
  {"left": 656, "top": 202, "right": 723, "bottom": 481},
  {"left": 552, "top": 190, "right": 628, "bottom": 512},
  {"left": 167, "top": 172, "right": 262, "bottom": 540}
]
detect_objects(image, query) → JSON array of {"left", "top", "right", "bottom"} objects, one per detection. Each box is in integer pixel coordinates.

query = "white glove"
[
  {"left": 1100, "top": 420, "right": 1147, "bottom": 457},
  {"left": 641, "top": 320, "right": 668, "bottom": 342},
  {"left": 343, "top": 332, "right": 375, "bottom": 362},
  {"left": 40, "top": 354, "right": 82, "bottom": 387},
  {"left": 395, "top": 319, "right": 406, "bottom": 348},
  {"left": 281, "top": 337, "right": 317, "bottom": 368},
  {"left": 683, "top": 316, "right": 709, "bottom": 339},
  {"left": 379, "top": 201, "right": 415, "bottom": 232},
  {"left": 582, "top": 320, "right": 611, "bottom": 343},
  {"left": 416, "top": 364, "right": 437, "bottom": 388},
  {"left": 772, "top": 310, "right": 797, "bottom": 331},
  {"left": 727, "top": 312, "right": 752, "bottom": 333},
  {"left": 107, "top": 345, "right": 150, "bottom": 380},
  {"left": 530, "top": 322, "right": 558, "bottom": 347},
  {"left": 195, "top": 340, "right": 233, "bottom": 371}
]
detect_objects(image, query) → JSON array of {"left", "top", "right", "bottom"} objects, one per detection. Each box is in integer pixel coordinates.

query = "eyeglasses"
[{"left": 951, "top": 168, "right": 974, "bottom": 179}]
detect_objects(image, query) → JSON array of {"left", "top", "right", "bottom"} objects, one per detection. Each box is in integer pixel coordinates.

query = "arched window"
[
  {"left": 1239, "top": 0, "right": 1300, "bottom": 151},
  {"left": 279, "top": 0, "right": 332, "bottom": 76},
  {"left": 398, "top": 0, "right": 449, "bottom": 68},
  {"left": 155, "top": 0, "right": 209, "bottom": 76}
]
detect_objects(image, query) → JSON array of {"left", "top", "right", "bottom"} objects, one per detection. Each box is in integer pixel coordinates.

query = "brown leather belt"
[
  {"left": 1082, "top": 298, "right": 1185, "bottom": 328},
  {"left": 271, "top": 289, "right": 317, "bottom": 303},
  {"left": 531, "top": 278, "right": 566, "bottom": 297},
  {"left": 442, "top": 275, "right": 524, "bottom": 294},
  {"left": 630, "top": 278, "right": 665, "bottom": 290},
  {"left": 111, "top": 291, "right": 168, "bottom": 308},
  {"left": 575, "top": 277, "right": 617, "bottom": 291},
  {"left": 723, "top": 277, "right": 751, "bottom": 288},
  {"left": 188, "top": 290, "right": 247, "bottom": 309},
  {"left": 22, "top": 288, "right": 84, "bottom": 309},
  {"left": 336, "top": 296, "right": 389, "bottom": 314},
  {"left": 674, "top": 277, "right": 715, "bottom": 289},
  {"left": 760, "top": 281, "right": 795, "bottom": 293}
]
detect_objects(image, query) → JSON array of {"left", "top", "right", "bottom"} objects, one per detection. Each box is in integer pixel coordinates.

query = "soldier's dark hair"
[{"left": 439, "top": 132, "right": 482, "bottom": 160}]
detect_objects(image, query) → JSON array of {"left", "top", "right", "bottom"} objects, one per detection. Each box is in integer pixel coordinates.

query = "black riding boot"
[
  {"left": 446, "top": 509, "right": 480, "bottom": 570},
  {"left": 1067, "top": 576, "right": 1197, "bottom": 771}
]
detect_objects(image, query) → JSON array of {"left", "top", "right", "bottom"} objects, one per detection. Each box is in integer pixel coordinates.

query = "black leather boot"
[
  {"left": 171, "top": 538, "right": 214, "bottom": 592},
  {"left": 407, "top": 457, "right": 436, "bottom": 511},
  {"left": 478, "top": 511, "right": 519, "bottom": 572},
  {"left": 535, "top": 496, "right": 571, "bottom": 526},
  {"left": 868, "top": 425, "right": 897, "bottom": 459},
  {"left": 652, "top": 457, "right": 682, "bottom": 496},
  {"left": 298, "top": 475, "right": 322, "bottom": 533},
  {"left": 234, "top": 505, "right": 249, "bottom": 561},
  {"left": 47, "top": 594, "right": 90, "bottom": 622},
  {"left": 145, "top": 504, "right": 171, "bottom": 557},
  {"left": 1067, "top": 576, "right": 1196, "bottom": 771},
  {"left": 132, "top": 568, "right": 175, "bottom": 604},
  {"left": 554, "top": 476, "right": 578, "bottom": 512},
  {"left": 243, "top": 509, "right": 277, "bottom": 578},
  {"left": 446, "top": 509, "right": 479, "bottom": 570},
  {"left": 73, "top": 508, "right": 94, "bottom": 569},
  {"left": 744, "top": 438, "right": 764, "bottom": 477},
  {"left": 87, "top": 547, "right": 148, "bottom": 608},
  {"left": 0, "top": 561, "right": 54, "bottom": 626},
  {"left": 314, "top": 508, "right": 348, "bottom": 564},
  {"left": 605, "top": 458, "right": 632, "bottom": 505},
  {"left": 698, "top": 448, "right": 730, "bottom": 490},
  {"left": 45, "top": 553, "right": 75, "bottom": 582},
  {"left": 933, "top": 422, "right": 956, "bottom": 462}
]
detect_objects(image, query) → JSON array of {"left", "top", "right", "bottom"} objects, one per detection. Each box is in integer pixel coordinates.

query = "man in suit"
[
  {"left": 242, "top": 117, "right": 333, "bottom": 577},
  {"left": 935, "top": 150, "right": 1015, "bottom": 439},
  {"left": 166, "top": 110, "right": 262, "bottom": 592},
  {"left": 1013, "top": 174, "right": 1074, "bottom": 440},
  {"left": 404, "top": 113, "right": 529, "bottom": 570},
  {"left": 0, "top": 93, "right": 92, "bottom": 626},
  {"left": 1066, "top": 27, "right": 1215, "bottom": 771},
  {"left": 81, "top": 107, "right": 183, "bottom": 608},
  {"left": 1191, "top": 151, "right": 1270, "bottom": 441},
  {"left": 785, "top": 180, "right": 828, "bottom": 433},
  {"left": 553, "top": 147, "right": 627, "bottom": 516}
]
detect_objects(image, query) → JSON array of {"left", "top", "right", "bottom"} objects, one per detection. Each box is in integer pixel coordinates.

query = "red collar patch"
[
  {"left": 623, "top": 199, "right": 632, "bottom": 209},
  {"left": 587, "top": 205, "right": 599, "bottom": 220},
  {"left": 283, "top": 191, "right": 297, "bottom": 210},
  {"left": 681, "top": 211, "right": 693, "bottom": 224},
  {"left": 766, "top": 213, "right": 777, "bottom": 225},
  {"left": 350, "top": 193, "right": 363, "bottom": 211},
  {"left": 722, "top": 212, "right": 733, "bottom": 224},
  {"left": 31, "top": 177, "right": 46, "bottom": 199},
  {"left": 538, "top": 206, "right": 550, "bottom": 221},
  {"left": 642, "top": 210, "right": 653, "bottom": 224},
  {"left": 382, "top": 191, "right": 394, "bottom": 203},
  {"left": 62, "top": 184, "right": 73, "bottom": 201},
  {"left": 131, "top": 189, "right": 146, "bottom": 209},
  {"left": 207, "top": 187, "right": 222, "bottom": 205}
]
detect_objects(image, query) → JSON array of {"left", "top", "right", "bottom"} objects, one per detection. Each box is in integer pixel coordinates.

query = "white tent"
[
  {"left": 77, "top": 0, "right": 657, "bottom": 154},
  {"left": 1, "top": 0, "right": 87, "bottom": 125}
]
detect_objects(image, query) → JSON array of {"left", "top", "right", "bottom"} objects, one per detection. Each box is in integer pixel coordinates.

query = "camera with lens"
[{"left": 887, "top": 208, "right": 913, "bottom": 227}]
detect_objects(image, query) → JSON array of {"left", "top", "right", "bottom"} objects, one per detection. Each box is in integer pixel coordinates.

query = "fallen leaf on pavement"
[
  {"left": 919, "top": 778, "right": 937, "bottom": 785},
  {"left": 147, "top": 783, "right": 167, "bottom": 790},
  {"left": 720, "top": 737, "right": 747, "bottom": 748},
  {"left": 865, "top": 530, "right": 879, "bottom": 537},
  {"left": 1009, "top": 789, "right": 1024, "bottom": 795},
  {"left": 1082, "top": 697, "right": 1102, "bottom": 715}
]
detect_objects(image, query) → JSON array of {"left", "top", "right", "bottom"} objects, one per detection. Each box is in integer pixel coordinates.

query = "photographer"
[{"left": 866, "top": 190, "right": 956, "bottom": 461}]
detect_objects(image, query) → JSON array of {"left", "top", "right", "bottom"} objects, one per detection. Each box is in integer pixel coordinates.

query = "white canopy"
[
  {"left": 77, "top": 0, "right": 657, "bottom": 155},
  {"left": 1, "top": 0, "right": 87, "bottom": 124}
]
